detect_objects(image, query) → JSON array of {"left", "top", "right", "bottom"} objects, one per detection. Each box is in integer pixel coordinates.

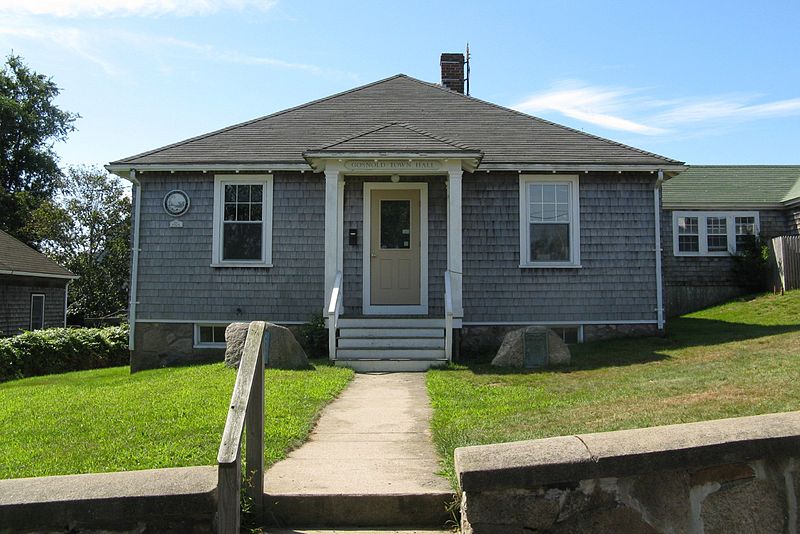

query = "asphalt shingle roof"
[
  {"left": 0, "top": 230, "right": 75, "bottom": 278},
  {"left": 662, "top": 165, "right": 800, "bottom": 206},
  {"left": 312, "top": 122, "right": 478, "bottom": 153},
  {"left": 112, "top": 74, "right": 681, "bottom": 167}
]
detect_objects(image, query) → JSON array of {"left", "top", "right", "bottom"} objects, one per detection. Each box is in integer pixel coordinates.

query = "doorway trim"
[{"left": 363, "top": 181, "right": 429, "bottom": 315}]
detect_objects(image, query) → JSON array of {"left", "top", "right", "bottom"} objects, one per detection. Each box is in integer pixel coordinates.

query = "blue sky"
[{"left": 1, "top": 0, "right": 799, "bottom": 168}]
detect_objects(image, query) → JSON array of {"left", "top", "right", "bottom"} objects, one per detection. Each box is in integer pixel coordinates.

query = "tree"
[
  {"left": 0, "top": 54, "right": 78, "bottom": 245},
  {"left": 30, "top": 166, "right": 131, "bottom": 322}
]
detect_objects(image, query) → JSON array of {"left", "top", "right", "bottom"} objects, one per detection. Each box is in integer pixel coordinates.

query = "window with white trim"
[
  {"left": 212, "top": 175, "right": 273, "bottom": 266},
  {"left": 672, "top": 211, "right": 759, "bottom": 256},
  {"left": 30, "top": 293, "right": 45, "bottom": 330},
  {"left": 519, "top": 175, "right": 581, "bottom": 267},
  {"left": 194, "top": 324, "right": 229, "bottom": 347}
]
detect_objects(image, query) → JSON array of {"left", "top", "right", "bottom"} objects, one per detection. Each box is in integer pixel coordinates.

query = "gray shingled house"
[
  {"left": 107, "top": 54, "right": 686, "bottom": 371},
  {"left": 0, "top": 229, "right": 76, "bottom": 336},
  {"left": 662, "top": 165, "right": 800, "bottom": 316}
]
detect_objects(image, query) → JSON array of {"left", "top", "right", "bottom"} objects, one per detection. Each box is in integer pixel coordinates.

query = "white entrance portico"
[{"left": 305, "top": 151, "right": 480, "bottom": 367}]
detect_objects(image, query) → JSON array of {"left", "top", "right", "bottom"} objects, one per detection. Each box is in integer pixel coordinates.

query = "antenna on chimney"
[{"left": 465, "top": 43, "right": 471, "bottom": 96}]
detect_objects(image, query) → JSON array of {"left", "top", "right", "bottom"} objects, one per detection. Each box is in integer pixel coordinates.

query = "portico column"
[
  {"left": 447, "top": 166, "right": 464, "bottom": 317},
  {"left": 323, "top": 166, "right": 341, "bottom": 314}
]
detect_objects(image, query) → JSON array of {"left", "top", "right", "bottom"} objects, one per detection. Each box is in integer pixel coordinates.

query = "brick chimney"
[{"left": 440, "top": 53, "right": 465, "bottom": 94}]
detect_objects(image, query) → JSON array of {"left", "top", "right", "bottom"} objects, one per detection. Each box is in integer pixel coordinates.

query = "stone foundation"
[
  {"left": 130, "top": 321, "right": 308, "bottom": 372},
  {"left": 131, "top": 322, "right": 225, "bottom": 372},
  {"left": 459, "top": 323, "right": 660, "bottom": 358},
  {"left": 456, "top": 411, "right": 800, "bottom": 534},
  {"left": 582, "top": 322, "right": 659, "bottom": 341}
]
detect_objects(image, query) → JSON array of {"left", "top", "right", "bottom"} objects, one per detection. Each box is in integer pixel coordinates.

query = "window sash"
[
  {"left": 196, "top": 324, "right": 229, "bottom": 346},
  {"left": 212, "top": 175, "right": 273, "bottom": 266},
  {"left": 520, "top": 176, "right": 579, "bottom": 267}
]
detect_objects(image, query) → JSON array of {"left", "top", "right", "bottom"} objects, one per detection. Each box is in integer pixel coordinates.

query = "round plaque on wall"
[{"left": 163, "top": 189, "right": 190, "bottom": 217}]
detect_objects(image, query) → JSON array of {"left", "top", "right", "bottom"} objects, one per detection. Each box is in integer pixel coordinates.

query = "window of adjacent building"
[
  {"left": 30, "top": 294, "right": 45, "bottom": 330},
  {"left": 706, "top": 217, "right": 728, "bottom": 252},
  {"left": 194, "top": 324, "right": 229, "bottom": 347},
  {"left": 735, "top": 216, "right": 757, "bottom": 250},
  {"left": 672, "top": 211, "right": 759, "bottom": 256},
  {"left": 677, "top": 216, "right": 699, "bottom": 252},
  {"left": 519, "top": 175, "right": 581, "bottom": 267},
  {"left": 212, "top": 175, "right": 273, "bottom": 266}
]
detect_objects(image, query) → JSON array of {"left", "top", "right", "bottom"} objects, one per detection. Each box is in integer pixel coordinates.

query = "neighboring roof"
[
  {"left": 0, "top": 230, "right": 76, "bottom": 279},
  {"left": 662, "top": 165, "right": 800, "bottom": 207},
  {"left": 110, "top": 74, "right": 682, "bottom": 169}
]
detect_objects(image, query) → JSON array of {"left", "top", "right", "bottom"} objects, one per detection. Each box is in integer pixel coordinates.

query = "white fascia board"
[
  {"left": 105, "top": 163, "right": 313, "bottom": 179},
  {"left": 477, "top": 163, "right": 687, "bottom": 174},
  {"left": 0, "top": 269, "right": 78, "bottom": 280}
]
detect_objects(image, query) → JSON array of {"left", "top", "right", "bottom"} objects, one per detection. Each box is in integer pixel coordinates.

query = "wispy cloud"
[
  {"left": 514, "top": 81, "right": 800, "bottom": 138},
  {"left": 0, "top": 0, "right": 276, "bottom": 18},
  {"left": 0, "top": 17, "right": 332, "bottom": 77}
]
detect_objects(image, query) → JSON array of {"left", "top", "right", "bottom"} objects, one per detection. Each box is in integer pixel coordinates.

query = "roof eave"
[{"left": 0, "top": 269, "right": 79, "bottom": 280}]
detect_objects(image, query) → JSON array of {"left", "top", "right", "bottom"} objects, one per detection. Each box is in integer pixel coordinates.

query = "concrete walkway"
[{"left": 263, "top": 373, "right": 453, "bottom": 527}]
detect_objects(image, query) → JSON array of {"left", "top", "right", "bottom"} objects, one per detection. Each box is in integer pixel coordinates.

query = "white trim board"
[
  {"left": 136, "top": 319, "right": 306, "bottom": 325},
  {"left": 362, "top": 182, "right": 429, "bottom": 315},
  {"left": 461, "top": 320, "right": 658, "bottom": 325}
]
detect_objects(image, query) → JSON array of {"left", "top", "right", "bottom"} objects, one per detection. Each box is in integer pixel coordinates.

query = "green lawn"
[
  {"left": 0, "top": 361, "right": 353, "bottom": 479},
  {"left": 427, "top": 291, "right": 800, "bottom": 482}
]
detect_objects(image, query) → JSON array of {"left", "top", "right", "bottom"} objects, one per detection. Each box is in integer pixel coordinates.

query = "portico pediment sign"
[{"left": 343, "top": 159, "right": 443, "bottom": 172}]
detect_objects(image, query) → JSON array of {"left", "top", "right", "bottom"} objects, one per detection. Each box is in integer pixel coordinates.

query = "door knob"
[{"left": 371, "top": 253, "right": 377, "bottom": 258}]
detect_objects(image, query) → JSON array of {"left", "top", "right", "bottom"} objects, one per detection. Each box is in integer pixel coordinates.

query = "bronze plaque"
[{"left": 523, "top": 331, "right": 549, "bottom": 369}]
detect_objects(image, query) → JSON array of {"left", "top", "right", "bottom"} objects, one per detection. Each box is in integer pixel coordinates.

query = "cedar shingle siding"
[
  {"left": 0, "top": 277, "right": 66, "bottom": 336},
  {"left": 463, "top": 172, "right": 658, "bottom": 323},
  {"left": 135, "top": 172, "right": 324, "bottom": 323},
  {"left": 136, "top": 171, "right": 660, "bottom": 325}
]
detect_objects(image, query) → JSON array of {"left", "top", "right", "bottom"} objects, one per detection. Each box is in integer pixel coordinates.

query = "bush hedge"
[{"left": 0, "top": 325, "right": 129, "bottom": 382}]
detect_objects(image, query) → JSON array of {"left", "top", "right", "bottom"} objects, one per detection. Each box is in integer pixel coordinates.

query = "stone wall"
[{"left": 455, "top": 411, "right": 800, "bottom": 533}]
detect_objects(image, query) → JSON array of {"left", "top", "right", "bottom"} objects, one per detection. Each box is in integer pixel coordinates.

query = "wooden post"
[
  {"left": 217, "top": 454, "right": 240, "bottom": 533},
  {"left": 245, "top": 331, "right": 268, "bottom": 518}
]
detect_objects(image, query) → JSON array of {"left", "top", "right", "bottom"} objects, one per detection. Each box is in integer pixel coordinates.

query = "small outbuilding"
[{"left": 0, "top": 229, "right": 77, "bottom": 336}]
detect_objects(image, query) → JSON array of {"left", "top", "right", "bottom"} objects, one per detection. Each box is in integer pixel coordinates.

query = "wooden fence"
[
  {"left": 217, "top": 322, "right": 269, "bottom": 533},
  {"left": 769, "top": 235, "right": 800, "bottom": 293}
]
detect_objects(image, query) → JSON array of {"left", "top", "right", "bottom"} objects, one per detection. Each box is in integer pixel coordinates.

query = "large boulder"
[
  {"left": 491, "top": 326, "right": 571, "bottom": 368},
  {"left": 224, "top": 322, "right": 310, "bottom": 370}
]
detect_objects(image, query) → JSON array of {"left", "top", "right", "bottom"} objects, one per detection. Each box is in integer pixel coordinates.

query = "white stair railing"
[
  {"left": 327, "top": 271, "right": 343, "bottom": 360},
  {"left": 444, "top": 271, "right": 453, "bottom": 362}
]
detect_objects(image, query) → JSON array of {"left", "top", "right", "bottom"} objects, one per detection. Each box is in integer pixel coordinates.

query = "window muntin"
[
  {"left": 30, "top": 294, "right": 45, "bottom": 330},
  {"left": 672, "top": 211, "right": 759, "bottom": 256},
  {"left": 706, "top": 217, "right": 728, "bottom": 252},
  {"left": 519, "top": 175, "right": 580, "bottom": 267},
  {"left": 677, "top": 216, "right": 699, "bottom": 253},
  {"left": 212, "top": 175, "right": 273, "bottom": 266}
]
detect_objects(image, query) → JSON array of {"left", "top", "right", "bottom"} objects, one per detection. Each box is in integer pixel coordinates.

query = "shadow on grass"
[{"left": 451, "top": 317, "right": 800, "bottom": 375}]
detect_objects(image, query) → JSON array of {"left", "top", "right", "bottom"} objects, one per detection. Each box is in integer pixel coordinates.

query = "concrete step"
[
  {"left": 335, "top": 360, "right": 447, "bottom": 372},
  {"left": 338, "top": 318, "right": 445, "bottom": 328},
  {"left": 337, "top": 349, "right": 446, "bottom": 361},
  {"left": 339, "top": 328, "right": 443, "bottom": 339},
  {"left": 337, "top": 337, "right": 445, "bottom": 349},
  {"left": 261, "top": 492, "right": 454, "bottom": 528}
]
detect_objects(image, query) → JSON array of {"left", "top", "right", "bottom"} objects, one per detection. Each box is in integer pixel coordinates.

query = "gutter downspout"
[
  {"left": 654, "top": 169, "right": 665, "bottom": 332},
  {"left": 63, "top": 279, "right": 71, "bottom": 327},
  {"left": 128, "top": 170, "right": 142, "bottom": 351}
]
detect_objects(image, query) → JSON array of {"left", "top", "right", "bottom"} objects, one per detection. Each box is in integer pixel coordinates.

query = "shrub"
[
  {"left": 297, "top": 313, "right": 328, "bottom": 358},
  {"left": 732, "top": 235, "right": 770, "bottom": 290},
  {"left": 0, "top": 325, "right": 129, "bottom": 382}
]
